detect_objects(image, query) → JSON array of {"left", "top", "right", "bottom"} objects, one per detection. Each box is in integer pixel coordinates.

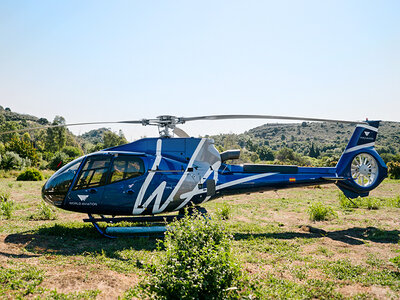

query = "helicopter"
[{"left": 3, "top": 114, "right": 388, "bottom": 237}]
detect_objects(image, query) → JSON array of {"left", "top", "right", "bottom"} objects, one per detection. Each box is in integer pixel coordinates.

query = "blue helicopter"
[{"left": 4, "top": 115, "right": 388, "bottom": 237}]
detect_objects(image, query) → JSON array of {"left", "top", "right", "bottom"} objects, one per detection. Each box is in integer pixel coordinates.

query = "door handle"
[
  {"left": 89, "top": 188, "right": 97, "bottom": 194},
  {"left": 126, "top": 189, "right": 134, "bottom": 195}
]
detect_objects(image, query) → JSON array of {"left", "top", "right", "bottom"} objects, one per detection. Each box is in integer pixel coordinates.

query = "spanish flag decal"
[{"left": 289, "top": 178, "right": 296, "bottom": 183}]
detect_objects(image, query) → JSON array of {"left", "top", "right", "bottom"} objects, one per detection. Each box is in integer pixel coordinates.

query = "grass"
[
  {"left": 29, "top": 200, "right": 58, "bottom": 220},
  {"left": 0, "top": 263, "right": 44, "bottom": 298},
  {"left": 308, "top": 201, "right": 337, "bottom": 221},
  {"left": 0, "top": 175, "right": 399, "bottom": 298}
]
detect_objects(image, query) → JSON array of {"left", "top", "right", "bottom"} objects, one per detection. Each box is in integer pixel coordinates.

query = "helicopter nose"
[
  {"left": 41, "top": 157, "right": 84, "bottom": 208},
  {"left": 42, "top": 181, "right": 65, "bottom": 207}
]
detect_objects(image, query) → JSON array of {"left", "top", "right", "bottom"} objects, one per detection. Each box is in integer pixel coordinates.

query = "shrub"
[
  {"left": 389, "top": 196, "right": 400, "bottom": 208},
  {"left": 29, "top": 201, "right": 57, "bottom": 220},
  {"left": 387, "top": 161, "right": 400, "bottom": 179},
  {"left": 308, "top": 202, "right": 337, "bottom": 221},
  {"left": 216, "top": 202, "right": 231, "bottom": 220},
  {"left": 1, "top": 151, "right": 23, "bottom": 170},
  {"left": 48, "top": 152, "right": 70, "bottom": 170},
  {"left": 5, "top": 136, "right": 39, "bottom": 164},
  {"left": 365, "top": 197, "right": 380, "bottom": 210},
  {"left": 338, "top": 193, "right": 359, "bottom": 209},
  {"left": 390, "top": 255, "right": 400, "bottom": 268},
  {"left": 0, "top": 191, "right": 14, "bottom": 219},
  {"left": 257, "top": 146, "right": 274, "bottom": 161},
  {"left": 142, "top": 212, "right": 244, "bottom": 299},
  {"left": 17, "top": 168, "right": 44, "bottom": 181},
  {"left": 61, "top": 146, "right": 83, "bottom": 159}
]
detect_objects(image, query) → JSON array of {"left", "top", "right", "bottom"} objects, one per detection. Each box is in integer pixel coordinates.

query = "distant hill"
[
  {"left": 1, "top": 106, "right": 399, "bottom": 159},
  {"left": 77, "top": 128, "right": 111, "bottom": 144},
  {"left": 0, "top": 106, "right": 43, "bottom": 124},
  {"left": 210, "top": 121, "right": 400, "bottom": 159}
]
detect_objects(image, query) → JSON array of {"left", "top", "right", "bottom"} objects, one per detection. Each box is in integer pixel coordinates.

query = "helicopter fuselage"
[{"left": 42, "top": 129, "right": 387, "bottom": 216}]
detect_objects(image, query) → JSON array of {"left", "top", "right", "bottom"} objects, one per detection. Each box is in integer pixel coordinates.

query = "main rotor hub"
[{"left": 143, "top": 115, "right": 186, "bottom": 138}]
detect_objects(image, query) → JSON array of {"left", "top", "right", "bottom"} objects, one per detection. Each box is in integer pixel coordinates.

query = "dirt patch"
[{"left": 41, "top": 266, "right": 139, "bottom": 299}]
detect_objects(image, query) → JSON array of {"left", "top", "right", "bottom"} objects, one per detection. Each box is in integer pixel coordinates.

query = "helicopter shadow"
[
  {"left": 4, "top": 224, "right": 160, "bottom": 259},
  {"left": 4, "top": 225, "right": 399, "bottom": 261},
  {"left": 233, "top": 226, "right": 400, "bottom": 246}
]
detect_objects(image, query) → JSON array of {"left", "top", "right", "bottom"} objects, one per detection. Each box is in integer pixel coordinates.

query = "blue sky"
[{"left": 1, "top": 1, "right": 399, "bottom": 140}]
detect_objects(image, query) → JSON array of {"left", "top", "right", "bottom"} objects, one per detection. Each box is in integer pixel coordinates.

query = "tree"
[
  {"left": 276, "top": 147, "right": 296, "bottom": 162},
  {"left": 257, "top": 145, "right": 274, "bottom": 161},
  {"left": 46, "top": 116, "right": 66, "bottom": 152},
  {"left": 103, "top": 130, "right": 128, "bottom": 148},
  {"left": 0, "top": 121, "right": 19, "bottom": 143},
  {"left": 5, "top": 136, "right": 39, "bottom": 164},
  {"left": 37, "top": 118, "right": 49, "bottom": 125}
]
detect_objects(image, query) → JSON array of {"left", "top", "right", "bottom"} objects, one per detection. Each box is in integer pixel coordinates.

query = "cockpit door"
[
  {"left": 65, "top": 154, "right": 112, "bottom": 212},
  {"left": 102, "top": 154, "right": 146, "bottom": 215}
]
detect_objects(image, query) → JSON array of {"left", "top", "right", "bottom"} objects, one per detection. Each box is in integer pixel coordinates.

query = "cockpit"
[
  {"left": 42, "top": 153, "right": 146, "bottom": 208},
  {"left": 42, "top": 157, "right": 83, "bottom": 207}
]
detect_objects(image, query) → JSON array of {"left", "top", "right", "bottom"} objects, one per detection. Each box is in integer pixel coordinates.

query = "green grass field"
[{"left": 0, "top": 176, "right": 400, "bottom": 299}]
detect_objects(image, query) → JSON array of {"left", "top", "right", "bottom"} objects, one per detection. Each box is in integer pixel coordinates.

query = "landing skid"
[{"left": 83, "top": 206, "right": 209, "bottom": 238}]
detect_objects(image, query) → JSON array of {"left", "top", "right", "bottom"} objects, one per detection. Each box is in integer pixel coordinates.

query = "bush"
[
  {"left": 216, "top": 202, "right": 231, "bottom": 220},
  {"left": 308, "top": 202, "right": 337, "bottom": 221},
  {"left": 387, "top": 161, "right": 400, "bottom": 179},
  {"left": 365, "top": 197, "right": 380, "bottom": 210},
  {"left": 29, "top": 201, "right": 57, "bottom": 220},
  {"left": 61, "top": 146, "right": 83, "bottom": 159},
  {"left": 142, "top": 212, "right": 244, "bottom": 299},
  {"left": 0, "top": 191, "right": 14, "bottom": 219},
  {"left": 48, "top": 152, "right": 70, "bottom": 170},
  {"left": 338, "top": 193, "right": 359, "bottom": 209},
  {"left": 17, "top": 168, "right": 44, "bottom": 181},
  {"left": 5, "top": 136, "right": 39, "bottom": 164},
  {"left": 1, "top": 151, "right": 23, "bottom": 170}
]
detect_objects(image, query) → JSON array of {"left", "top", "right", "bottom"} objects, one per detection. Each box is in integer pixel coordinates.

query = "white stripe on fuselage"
[
  {"left": 133, "top": 139, "right": 277, "bottom": 215},
  {"left": 133, "top": 138, "right": 208, "bottom": 214},
  {"left": 216, "top": 172, "right": 277, "bottom": 190},
  {"left": 177, "top": 172, "right": 277, "bottom": 209},
  {"left": 152, "top": 138, "right": 207, "bottom": 213},
  {"left": 132, "top": 139, "right": 164, "bottom": 214}
]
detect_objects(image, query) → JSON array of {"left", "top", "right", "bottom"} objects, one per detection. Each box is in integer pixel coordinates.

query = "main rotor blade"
[
  {"left": 0, "top": 120, "right": 144, "bottom": 135},
  {"left": 181, "top": 114, "right": 359, "bottom": 124},
  {"left": 173, "top": 126, "right": 190, "bottom": 138}
]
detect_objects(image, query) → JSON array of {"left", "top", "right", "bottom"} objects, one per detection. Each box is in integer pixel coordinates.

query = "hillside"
[
  {"left": 210, "top": 121, "right": 400, "bottom": 162},
  {"left": 1, "top": 106, "right": 399, "bottom": 167}
]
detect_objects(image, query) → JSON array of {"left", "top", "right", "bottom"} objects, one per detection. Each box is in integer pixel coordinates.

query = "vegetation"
[
  {"left": 0, "top": 190, "right": 13, "bottom": 219},
  {"left": 387, "top": 161, "right": 400, "bottom": 179},
  {"left": 0, "top": 264, "right": 44, "bottom": 298},
  {"left": 308, "top": 201, "right": 337, "bottom": 221},
  {"left": 1, "top": 107, "right": 400, "bottom": 176},
  {"left": 0, "top": 108, "right": 128, "bottom": 170},
  {"left": 141, "top": 212, "right": 245, "bottom": 299},
  {"left": 29, "top": 200, "right": 57, "bottom": 220},
  {"left": 216, "top": 202, "right": 232, "bottom": 220},
  {"left": 0, "top": 175, "right": 399, "bottom": 298},
  {"left": 209, "top": 121, "right": 400, "bottom": 169},
  {"left": 17, "top": 168, "right": 44, "bottom": 181}
]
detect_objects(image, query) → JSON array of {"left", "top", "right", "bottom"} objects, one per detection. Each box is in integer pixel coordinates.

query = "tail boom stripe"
[
  {"left": 343, "top": 142, "right": 375, "bottom": 154},
  {"left": 356, "top": 124, "right": 378, "bottom": 132}
]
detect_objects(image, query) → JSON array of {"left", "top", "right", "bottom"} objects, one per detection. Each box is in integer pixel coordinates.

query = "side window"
[
  {"left": 73, "top": 155, "right": 112, "bottom": 190},
  {"left": 110, "top": 156, "right": 145, "bottom": 183}
]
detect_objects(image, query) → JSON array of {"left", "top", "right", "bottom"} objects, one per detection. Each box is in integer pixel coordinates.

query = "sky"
[{"left": 1, "top": 0, "right": 399, "bottom": 141}]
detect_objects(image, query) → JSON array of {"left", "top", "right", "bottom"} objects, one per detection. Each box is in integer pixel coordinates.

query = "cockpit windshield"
[{"left": 42, "top": 157, "right": 83, "bottom": 206}]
